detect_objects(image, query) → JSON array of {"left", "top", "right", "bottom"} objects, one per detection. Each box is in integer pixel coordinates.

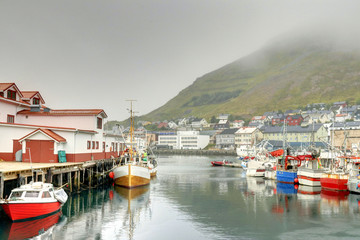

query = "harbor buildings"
[
  {"left": 0, "top": 82, "right": 123, "bottom": 163},
  {"left": 157, "top": 130, "right": 210, "bottom": 149}
]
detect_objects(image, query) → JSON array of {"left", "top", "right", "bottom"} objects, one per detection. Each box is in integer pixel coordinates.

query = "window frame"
[
  {"left": 7, "top": 90, "right": 16, "bottom": 100},
  {"left": 7, "top": 115, "right": 15, "bottom": 123}
]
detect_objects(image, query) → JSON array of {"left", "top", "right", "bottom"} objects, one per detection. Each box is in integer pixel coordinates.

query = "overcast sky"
[{"left": 1, "top": 0, "right": 359, "bottom": 121}]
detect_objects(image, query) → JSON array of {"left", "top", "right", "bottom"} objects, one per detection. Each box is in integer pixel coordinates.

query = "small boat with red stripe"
[
  {"left": 297, "top": 154, "right": 324, "bottom": 187},
  {"left": 0, "top": 182, "right": 68, "bottom": 222},
  {"left": 211, "top": 159, "right": 232, "bottom": 167}
]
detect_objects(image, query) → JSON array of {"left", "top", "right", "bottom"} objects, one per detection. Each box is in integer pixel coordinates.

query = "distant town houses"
[{"left": 118, "top": 100, "right": 360, "bottom": 153}]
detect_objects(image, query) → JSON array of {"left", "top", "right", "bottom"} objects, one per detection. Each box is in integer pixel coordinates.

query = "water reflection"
[
  {"left": 113, "top": 186, "right": 151, "bottom": 240},
  {"left": 3, "top": 156, "right": 360, "bottom": 239},
  {"left": 0, "top": 211, "right": 65, "bottom": 240}
]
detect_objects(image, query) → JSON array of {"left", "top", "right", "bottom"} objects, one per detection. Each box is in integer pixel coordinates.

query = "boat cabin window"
[
  {"left": 10, "top": 191, "right": 23, "bottom": 199},
  {"left": 42, "top": 191, "right": 51, "bottom": 198},
  {"left": 25, "top": 191, "right": 40, "bottom": 198}
]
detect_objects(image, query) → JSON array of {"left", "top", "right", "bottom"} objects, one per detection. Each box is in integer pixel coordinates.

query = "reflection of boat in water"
[
  {"left": 114, "top": 185, "right": 150, "bottom": 239},
  {"left": 0, "top": 182, "right": 68, "bottom": 221},
  {"left": 1, "top": 211, "right": 63, "bottom": 240},
  {"left": 297, "top": 185, "right": 321, "bottom": 195},
  {"left": 276, "top": 182, "right": 298, "bottom": 195},
  {"left": 321, "top": 189, "right": 349, "bottom": 201}
]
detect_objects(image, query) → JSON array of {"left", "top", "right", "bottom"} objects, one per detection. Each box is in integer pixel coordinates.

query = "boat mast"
[
  {"left": 281, "top": 118, "right": 288, "bottom": 166},
  {"left": 127, "top": 100, "right": 137, "bottom": 161}
]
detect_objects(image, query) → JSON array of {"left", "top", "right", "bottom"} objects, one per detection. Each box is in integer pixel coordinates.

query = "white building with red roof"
[{"left": 0, "top": 82, "right": 123, "bottom": 163}]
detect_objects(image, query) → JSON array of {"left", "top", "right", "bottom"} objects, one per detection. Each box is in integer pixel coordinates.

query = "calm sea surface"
[{"left": 2, "top": 155, "right": 360, "bottom": 240}]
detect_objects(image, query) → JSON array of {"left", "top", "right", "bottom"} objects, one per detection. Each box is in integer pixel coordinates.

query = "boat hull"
[
  {"left": 1, "top": 201, "right": 61, "bottom": 222},
  {"left": 320, "top": 173, "right": 348, "bottom": 191},
  {"left": 246, "top": 168, "right": 265, "bottom": 177},
  {"left": 347, "top": 178, "right": 360, "bottom": 193},
  {"left": 114, "top": 164, "right": 150, "bottom": 188},
  {"left": 297, "top": 168, "right": 324, "bottom": 187},
  {"left": 211, "top": 161, "right": 224, "bottom": 166},
  {"left": 276, "top": 170, "right": 298, "bottom": 184}
]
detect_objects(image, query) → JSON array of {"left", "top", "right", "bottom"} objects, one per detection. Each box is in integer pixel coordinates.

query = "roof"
[
  {"left": 19, "top": 128, "right": 66, "bottom": 143},
  {"left": 0, "top": 83, "right": 14, "bottom": 91},
  {"left": 262, "top": 124, "right": 323, "bottom": 134},
  {"left": 219, "top": 128, "right": 239, "bottom": 135},
  {"left": 21, "top": 91, "right": 45, "bottom": 104},
  {"left": 0, "top": 83, "right": 23, "bottom": 97},
  {"left": 218, "top": 119, "right": 228, "bottom": 124},
  {"left": 251, "top": 116, "right": 266, "bottom": 120},
  {"left": 17, "top": 109, "right": 107, "bottom": 118},
  {"left": 235, "top": 127, "right": 257, "bottom": 134}
]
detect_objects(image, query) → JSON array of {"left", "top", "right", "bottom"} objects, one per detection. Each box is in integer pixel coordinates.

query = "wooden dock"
[{"left": 0, "top": 158, "right": 119, "bottom": 199}]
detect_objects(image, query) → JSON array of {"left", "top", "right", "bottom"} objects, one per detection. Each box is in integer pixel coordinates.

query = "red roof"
[
  {"left": 0, "top": 83, "right": 23, "bottom": 97},
  {"left": 19, "top": 128, "right": 66, "bottom": 143},
  {"left": 0, "top": 83, "right": 14, "bottom": 91},
  {"left": 17, "top": 109, "right": 107, "bottom": 118},
  {"left": 21, "top": 91, "right": 45, "bottom": 104}
]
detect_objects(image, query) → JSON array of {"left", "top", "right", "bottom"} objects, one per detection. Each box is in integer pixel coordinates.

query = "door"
[{"left": 24, "top": 140, "right": 55, "bottom": 163}]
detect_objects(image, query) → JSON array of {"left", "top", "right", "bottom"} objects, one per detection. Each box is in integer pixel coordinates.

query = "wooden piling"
[
  {"left": 89, "top": 168, "right": 92, "bottom": 188},
  {"left": 0, "top": 174, "right": 4, "bottom": 199},
  {"left": 68, "top": 173, "right": 72, "bottom": 192}
]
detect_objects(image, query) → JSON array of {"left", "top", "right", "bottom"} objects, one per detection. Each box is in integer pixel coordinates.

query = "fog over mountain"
[{"left": 1, "top": 1, "right": 359, "bottom": 121}]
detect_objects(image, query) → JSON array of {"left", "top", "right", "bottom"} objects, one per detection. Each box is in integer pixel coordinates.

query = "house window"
[
  {"left": 111, "top": 142, "right": 114, "bottom": 152},
  {"left": 87, "top": 141, "right": 91, "bottom": 149},
  {"left": 96, "top": 141, "right": 99, "bottom": 149},
  {"left": 103, "top": 142, "right": 105, "bottom": 152},
  {"left": 97, "top": 117, "right": 102, "bottom": 129},
  {"left": 0, "top": 92, "right": 3, "bottom": 97},
  {"left": 7, "top": 90, "right": 16, "bottom": 100},
  {"left": 7, "top": 115, "right": 14, "bottom": 123},
  {"left": 92, "top": 141, "right": 95, "bottom": 149},
  {"left": 32, "top": 98, "right": 40, "bottom": 105}
]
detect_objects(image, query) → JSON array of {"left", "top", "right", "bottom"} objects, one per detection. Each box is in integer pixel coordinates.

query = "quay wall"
[{"left": 153, "top": 149, "right": 237, "bottom": 156}]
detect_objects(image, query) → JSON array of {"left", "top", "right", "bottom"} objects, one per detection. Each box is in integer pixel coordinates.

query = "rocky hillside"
[{"left": 143, "top": 32, "right": 360, "bottom": 121}]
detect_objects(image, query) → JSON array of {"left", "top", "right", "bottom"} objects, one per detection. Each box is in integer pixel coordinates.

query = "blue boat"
[
  {"left": 276, "top": 155, "right": 308, "bottom": 184},
  {"left": 276, "top": 170, "right": 298, "bottom": 184}
]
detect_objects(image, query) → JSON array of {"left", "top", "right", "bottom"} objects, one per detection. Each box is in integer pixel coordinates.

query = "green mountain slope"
[{"left": 144, "top": 35, "right": 360, "bottom": 121}]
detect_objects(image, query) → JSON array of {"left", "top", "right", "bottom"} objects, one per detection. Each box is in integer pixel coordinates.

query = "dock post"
[
  {"left": 68, "top": 172, "right": 72, "bottom": 192},
  {"left": 75, "top": 171, "right": 80, "bottom": 192},
  {"left": 0, "top": 174, "right": 4, "bottom": 199},
  {"left": 59, "top": 173, "right": 63, "bottom": 187},
  {"left": 88, "top": 168, "right": 92, "bottom": 188}
]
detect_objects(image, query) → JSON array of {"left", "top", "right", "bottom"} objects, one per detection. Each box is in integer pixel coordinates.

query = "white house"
[
  {"left": 0, "top": 82, "right": 122, "bottom": 163},
  {"left": 157, "top": 130, "right": 210, "bottom": 150}
]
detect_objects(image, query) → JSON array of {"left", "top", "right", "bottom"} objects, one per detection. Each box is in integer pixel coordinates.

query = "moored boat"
[
  {"left": 345, "top": 157, "right": 360, "bottom": 193},
  {"left": 276, "top": 155, "right": 307, "bottom": 184},
  {"left": 297, "top": 156, "right": 325, "bottom": 186},
  {"left": 113, "top": 162, "right": 151, "bottom": 188},
  {"left": 211, "top": 159, "right": 232, "bottom": 167},
  {"left": 320, "top": 172, "right": 348, "bottom": 191},
  {"left": 112, "top": 101, "right": 151, "bottom": 188},
  {"left": 0, "top": 182, "right": 68, "bottom": 222},
  {"left": 320, "top": 156, "right": 350, "bottom": 191},
  {"left": 246, "top": 160, "right": 266, "bottom": 177}
]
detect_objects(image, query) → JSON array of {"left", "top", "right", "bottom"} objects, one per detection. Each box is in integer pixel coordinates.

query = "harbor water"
[{"left": 2, "top": 155, "right": 360, "bottom": 240}]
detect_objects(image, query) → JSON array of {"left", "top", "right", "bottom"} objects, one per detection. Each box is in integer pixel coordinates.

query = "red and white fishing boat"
[
  {"left": 0, "top": 182, "right": 68, "bottom": 222},
  {"left": 297, "top": 156, "right": 325, "bottom": 186},
  {"left": 320, "top": 156, "right": 349, "bottom": 191}
]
